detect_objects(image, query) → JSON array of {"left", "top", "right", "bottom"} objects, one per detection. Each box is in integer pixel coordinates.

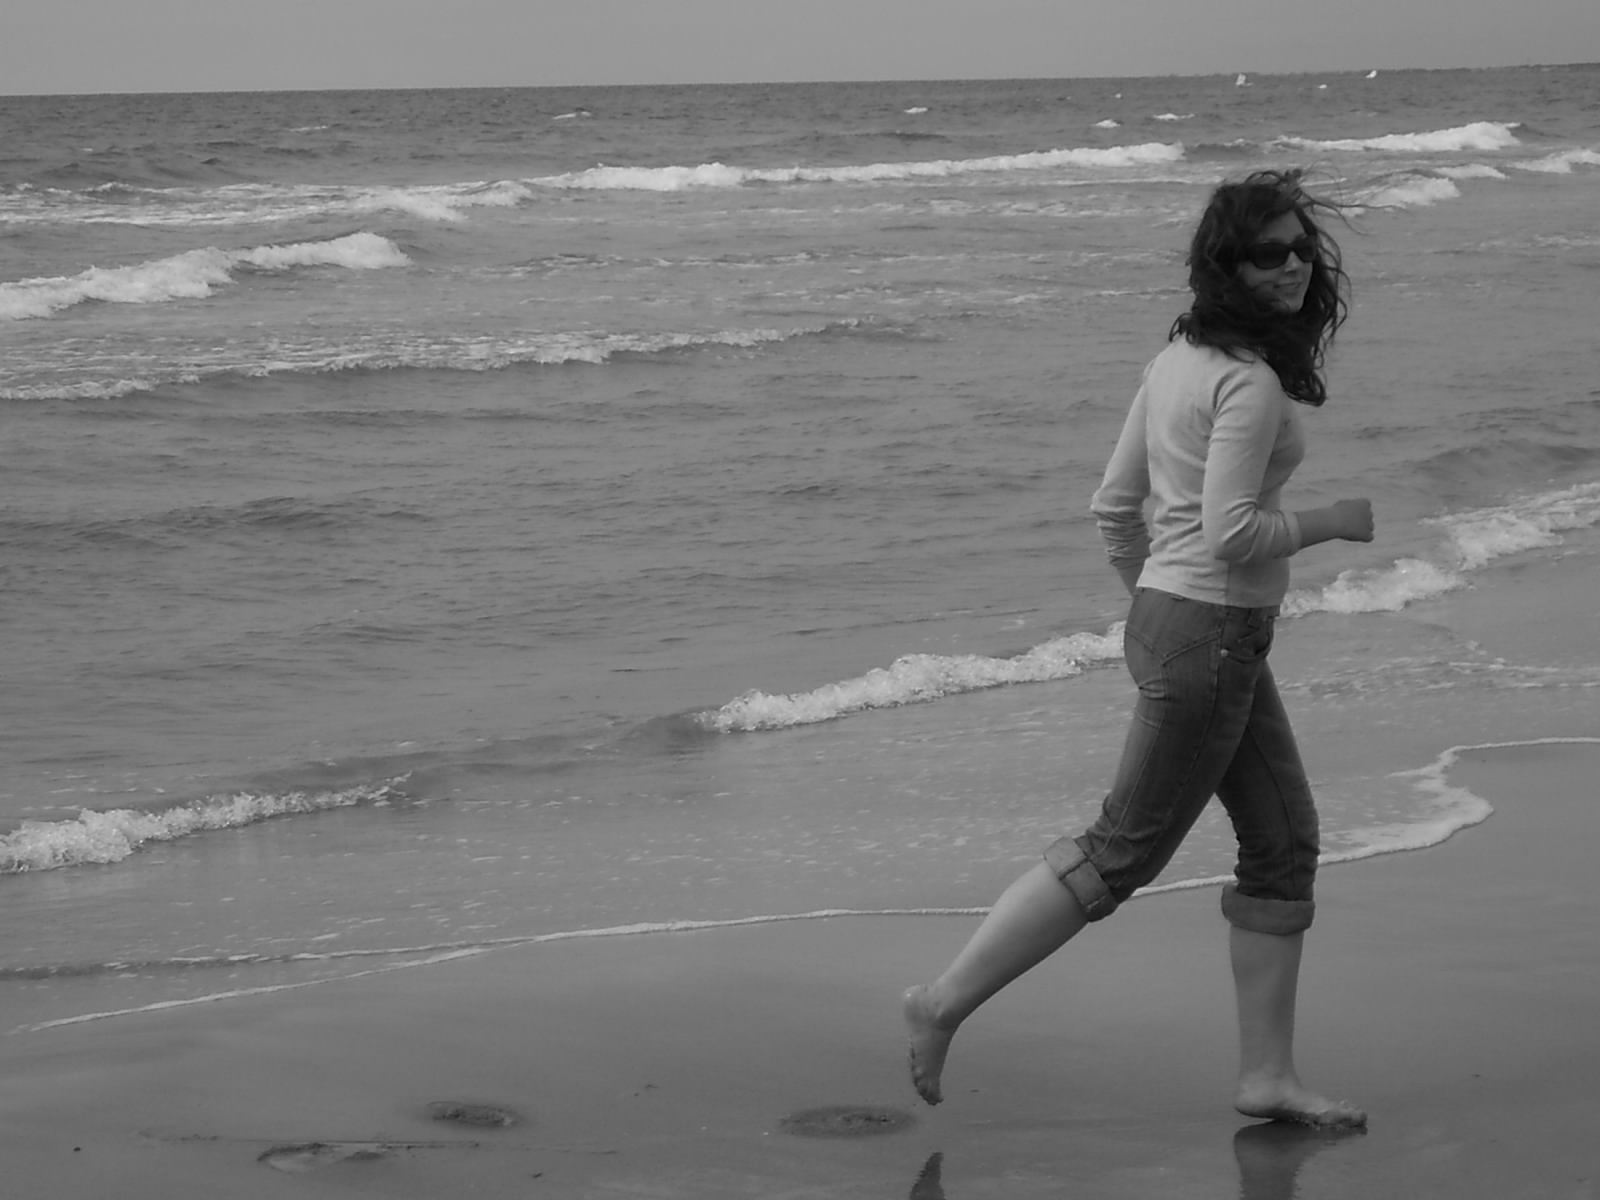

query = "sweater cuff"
[{"left": 1283, "top": 510, "right": 1304, "bottom": 555}]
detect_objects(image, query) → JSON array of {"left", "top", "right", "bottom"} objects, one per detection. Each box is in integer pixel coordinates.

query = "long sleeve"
[{"left": 1200, "top": 369, "right": 1304, "bottom": 563}]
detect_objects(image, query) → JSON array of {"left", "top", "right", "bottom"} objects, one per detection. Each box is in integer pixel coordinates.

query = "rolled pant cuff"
[
  {"left": 1220, "top": 883, "right": 1314, "bottom": 935},
  {"left": 1043, "top": 837, "right": 1120, "bottom": 922}
]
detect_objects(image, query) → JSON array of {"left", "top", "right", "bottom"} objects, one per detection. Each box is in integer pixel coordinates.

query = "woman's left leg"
[{"left": 1216, "top": 663, "right": 1365, "bottom": 1128}]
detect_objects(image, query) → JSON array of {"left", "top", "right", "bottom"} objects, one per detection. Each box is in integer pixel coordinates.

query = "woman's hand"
[
  {"left": 1295, "top": 498, "right": 1375, "bottom": 548},
  {"left": 1330, "top": 498, "right": 1374, "bottom": 542}
]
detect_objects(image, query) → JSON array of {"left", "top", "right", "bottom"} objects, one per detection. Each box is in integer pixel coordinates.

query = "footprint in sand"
[
  {"left": 779, "top": 1104, "right": 917, "bottom": 1138},
  {"left": 425, "top": 1099, "right": 522, "bottom": 1128},
  {"left": 258, "top": 1141, "right": 390, "bottom": 1172},
  {"left": 256, "top": 1100, "right": 522, "bottom": 1172}
]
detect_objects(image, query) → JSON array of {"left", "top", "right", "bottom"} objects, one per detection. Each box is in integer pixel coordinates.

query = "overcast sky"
[{"left": 6, "top": 0, "right": 1599, "bottom": 96}]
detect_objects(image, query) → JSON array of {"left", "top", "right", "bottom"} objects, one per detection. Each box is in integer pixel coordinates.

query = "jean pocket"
[
  {"left": 1223, "top": 617, "right": 1275, "bottom": 664},
  {"left": 1126, "top": 593, "right": 1225, "bottom": 667}
]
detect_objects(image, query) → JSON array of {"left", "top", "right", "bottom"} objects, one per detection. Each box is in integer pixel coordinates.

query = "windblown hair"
[{"left": 1170, "top": 169, "right": 1350, "bottom": 407}]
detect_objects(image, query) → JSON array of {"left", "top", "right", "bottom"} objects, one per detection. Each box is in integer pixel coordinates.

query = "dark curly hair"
[{"left": 1170, "top": 169, "right": 1350, "bottom": 407}]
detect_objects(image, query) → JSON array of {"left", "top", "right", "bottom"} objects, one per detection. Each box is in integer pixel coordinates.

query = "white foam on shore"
[{"left": 1318, "top": 737, "right": 1600, "bottom": 869}]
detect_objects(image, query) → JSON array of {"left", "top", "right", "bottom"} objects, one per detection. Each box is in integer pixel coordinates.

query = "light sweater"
[{"left": 1090, "top": 338, "right": 1306, "bottom": 608}]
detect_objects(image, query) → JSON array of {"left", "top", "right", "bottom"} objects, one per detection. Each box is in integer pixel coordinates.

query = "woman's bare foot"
[
  {"left": 903, "top": 985, "right": 957, "bottom": 1106},
  {"left": 1235, "top": 1077, "right": 1367, "bottom": 1129}
]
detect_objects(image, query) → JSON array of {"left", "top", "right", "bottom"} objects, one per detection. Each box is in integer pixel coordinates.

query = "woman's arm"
[
  {"left": 1201, "top": 369, "right": 1303, "bottom": 562},
  {"left": 1292, "top": 498, "right": 1374, "bottom": 546},
  {"left": 1090, "top": 380, "right": 1153, "bottom": 589},
  {"left": 1202, "top": 366, "right": 1373, "bottom": 561}
]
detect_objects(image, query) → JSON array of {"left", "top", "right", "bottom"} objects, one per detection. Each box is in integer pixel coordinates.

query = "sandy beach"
[{"left": 1, "top": 739, "right": 1595, "bottom": 1198}]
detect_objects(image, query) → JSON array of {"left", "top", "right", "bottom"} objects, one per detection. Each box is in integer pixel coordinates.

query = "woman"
[{"left": 903, "top": 170, "right": 1372, "bottom": 1129}]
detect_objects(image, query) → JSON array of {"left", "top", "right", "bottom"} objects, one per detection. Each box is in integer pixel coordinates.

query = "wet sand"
[{"left": 1, "top": 739, "right": 1595, "bottom": 1199}]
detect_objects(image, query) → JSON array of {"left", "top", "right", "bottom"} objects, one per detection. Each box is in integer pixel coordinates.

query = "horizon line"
[{"left": 3, "top": 59, "right": 1595, "bottom": 101}]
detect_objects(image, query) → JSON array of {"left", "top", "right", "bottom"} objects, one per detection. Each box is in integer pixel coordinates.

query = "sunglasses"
[{"left": 1241, "top": 235, "right": 1318, "bottom": 271}]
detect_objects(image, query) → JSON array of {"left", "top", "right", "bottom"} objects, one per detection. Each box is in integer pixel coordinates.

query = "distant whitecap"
[
  {"left": 1279, "top": 120, "right": 1520, "bottom": 155},
  {"left": 536, "top": 142, "right": 1186, "bottom": 192}
]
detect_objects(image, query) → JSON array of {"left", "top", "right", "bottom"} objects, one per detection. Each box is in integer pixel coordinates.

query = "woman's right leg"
[{"left": 904, "top": 862, "right": 1089, "bottom": 1104}]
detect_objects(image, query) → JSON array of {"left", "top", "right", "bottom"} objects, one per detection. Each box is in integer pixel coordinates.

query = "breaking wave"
[
  {"left": 0, "top": 232, "right": 408, "bottom": 321},
  {"left": 1277, "top": 120, "right": 1522, "bottom": 155},
  {"left": 0, "top": 781, "right": 406, "bottom": 873},
  {"left": 0, "top": 320, "right": 881, "bottom": 401},
  {"left": 534, "top": 143, "right": 1188, "bottom": 191},
  {"left": 699, "top": 631, "right": 1125, "bottom": 732}
]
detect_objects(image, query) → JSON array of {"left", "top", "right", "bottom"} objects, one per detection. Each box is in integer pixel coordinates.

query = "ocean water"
[{"left": 2, "top": 67, "right": 1598, "bottom": 1031}]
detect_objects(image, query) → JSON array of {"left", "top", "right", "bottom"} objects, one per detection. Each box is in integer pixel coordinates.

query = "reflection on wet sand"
[
  {"left": 1234, "top": 1120, "right": 1366, "bottom": 1200},
  {"left": 904, "top": 1121, "right": 1366, "bottom": 1199}
]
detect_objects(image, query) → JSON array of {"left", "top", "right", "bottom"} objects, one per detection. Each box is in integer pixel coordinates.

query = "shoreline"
[
  {"left": 2, "top": 739, "right": 1597, "bottom": 1197},
  {"left": 11, "top": 731, "right": 1549, "bottom": 1042}
]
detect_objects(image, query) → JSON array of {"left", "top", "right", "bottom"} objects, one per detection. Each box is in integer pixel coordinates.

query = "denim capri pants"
[{"left": 1044, "top": 587, "right": 1319, "bottom": 935}]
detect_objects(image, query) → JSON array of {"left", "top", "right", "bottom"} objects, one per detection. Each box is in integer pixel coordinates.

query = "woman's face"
[{"left": 1236, "top": 210, "right": 1315, "bottom": 313}]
